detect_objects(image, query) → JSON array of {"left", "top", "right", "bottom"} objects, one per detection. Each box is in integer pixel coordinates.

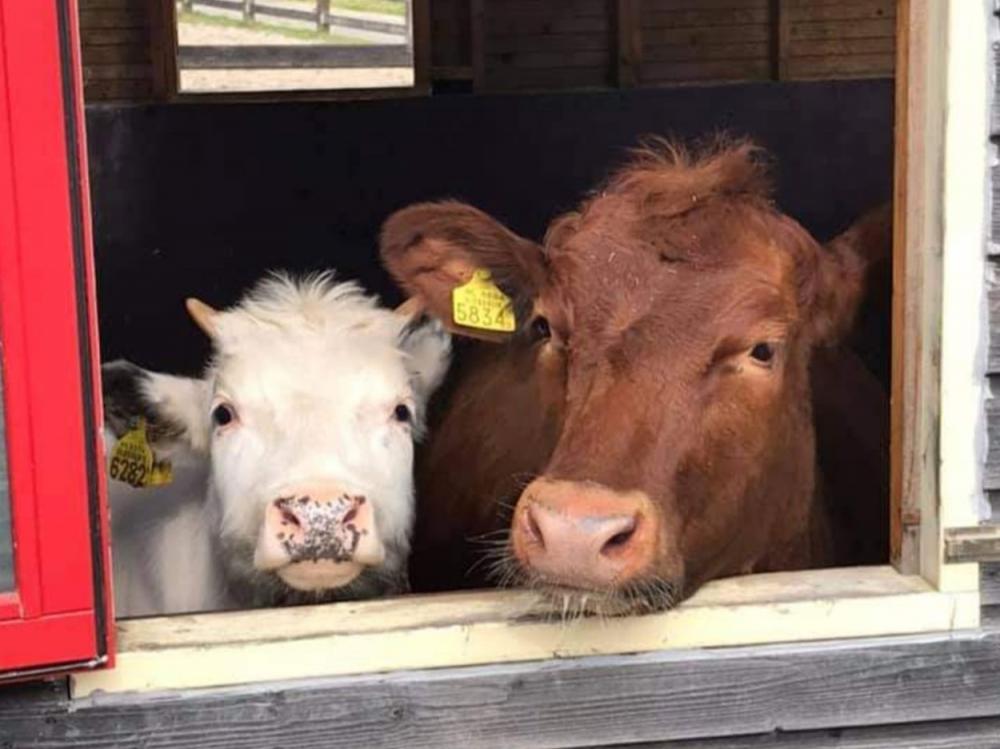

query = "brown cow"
[{"left": 381, "top": 138, "right": 890, "bottom": 615}]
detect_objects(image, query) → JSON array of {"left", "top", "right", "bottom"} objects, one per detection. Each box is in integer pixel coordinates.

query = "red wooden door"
[{"left": 0, "top": 1, "right": 113, "bottom": 679}]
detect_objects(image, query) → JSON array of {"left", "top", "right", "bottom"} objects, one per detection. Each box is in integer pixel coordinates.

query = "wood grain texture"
[
  {"left": 615, "top": 0, "right": 641, "bottom": 87},
  {"left": 73, "top": 567, "right": 978, "bottom": 697},
  {"left": 469, "top": 0, "right": 485, "bottom": 90},
  {"left": 890, "top": 0, "right": 939, "bottom": 575},
  {"left": 620, "top": 715, "right": 1000, "bottom": 748},
  {"left": 78, "top": 0, "right": 155, "bottom": 101},
  {"left": 638, "top": 0, "right": 892, "bottom": 85},
  {"left": 481, "top": 0, "right": 611, "bottom": 91},
  {"left": 431, "top": 0, "right": 470, "bottom": 72},
  {"left": 771, "top": 0, "right": 789, "bottom": 80},
  {"left": 991, "top": 171, "right": 1000, "bottom": 248},
  {"left": 984, "top": 399, "right": 1000, "bottom": 487},
  {"left": 411, "top": 0, "right": 431, "bottom": 93},
  {"left": 945, "top": 525, "right": 1000, "bottom": 563},
  {"left": 148, "top": 0, "right": 178, "bottom": 98},
  {"left": 7, "top": 630, "right": 1000, "bottom": 747},
  {"left": 981, "top": 562, "right": 1000, "bottom": 605},
  {"left": 992, "top": 41, "right": 1000, "bottom": 131}
]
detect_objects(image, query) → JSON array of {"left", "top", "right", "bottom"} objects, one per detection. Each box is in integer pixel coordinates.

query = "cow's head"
[
  {"left": 103, "top": 273, "right": 450, "bottom": 605},
  {"left": 381, "top": 139, "right": 886, "bottom": 614}
]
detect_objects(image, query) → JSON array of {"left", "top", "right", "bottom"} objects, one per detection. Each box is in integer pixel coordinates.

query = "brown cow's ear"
[
  {"left": 807, "top": 203, "right": 892, "bottom": 346},
  {"left": 380, "top": 200, "right": 547, "bottom": 341}
]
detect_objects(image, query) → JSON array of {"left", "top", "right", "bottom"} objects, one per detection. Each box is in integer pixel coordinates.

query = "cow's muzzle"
[{"left": 253, "top": 483, "right": 384, "bottom": 591}]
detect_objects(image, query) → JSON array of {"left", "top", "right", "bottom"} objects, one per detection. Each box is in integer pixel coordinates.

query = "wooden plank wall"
[
  {"left": 637, "top": 0, "right": 894, "bottom": 86},
  {"left": 638, "top": 0, "right": 772, "bottom": 85},
  {"left": 983, "top": 1, "right": 1000, "bottom": 626},
  {"left": 479, "top": 0, "right": 613, "bottom": 92},
  {"left": 430, "top": 0, "right": 470, "bottom": 78},
  {"left": 76, "top": 0, "right": 896, "bottom": 101},
  {"left": 5, "top": 629, "right": 1000, "bottom": 747},
  {"left": 79, "top": 0, "right": 155, "bottom": 101},
  {"left": 785, "top": 0, "right": 895, "bottom": 79}
]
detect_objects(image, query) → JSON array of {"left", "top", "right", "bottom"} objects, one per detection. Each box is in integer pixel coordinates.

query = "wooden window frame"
[
  {"left": 68, "top": 0, "right": 993, "bottom": 698},
  {"left": 149, "top": 0, "right": 431, "bottom": 102}
]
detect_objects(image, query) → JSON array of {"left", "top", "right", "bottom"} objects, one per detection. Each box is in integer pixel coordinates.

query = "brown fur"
[{"left": 381, "top": 138, "right": 890, "bottom": 607}]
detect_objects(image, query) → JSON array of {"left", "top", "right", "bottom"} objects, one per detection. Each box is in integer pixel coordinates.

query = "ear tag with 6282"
[{"left": 109, "top": 417, "right": 173, "bottom": 488}]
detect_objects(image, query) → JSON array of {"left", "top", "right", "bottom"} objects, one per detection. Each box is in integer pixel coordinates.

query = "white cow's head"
[{"left": 103, "top": 273, "right": 451, "bottom": 605}]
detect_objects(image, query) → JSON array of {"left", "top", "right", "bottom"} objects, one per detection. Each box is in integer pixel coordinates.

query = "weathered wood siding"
[
  {"left": 79, "top": 0, "right": 155, "bottom": 101},
  {"left": 430, "top": 0, "right": 470, "bottom": 76},
  {"left": 983, "top": 2, "right": 1000, "bottom": 624},
  {"left": 637, "top": 0, "right": 894, "bottom": 86},
  {"left": 4, "top": 629, "right": 1000, "bottom": 747},
  {"left": 480, "top": 0, "right": 613, "bottom": 91},
  {"left": 76, "top": 1, "right": 896, "bottom": 101},
  {"left": 784, "top": 0, "right": 895, "bottom": 80},
  {"left": 638, "top": 0, "right": 773, "bottom": 85}
]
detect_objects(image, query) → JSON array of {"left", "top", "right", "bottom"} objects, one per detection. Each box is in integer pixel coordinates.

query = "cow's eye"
[
  {"left": 749, "top": 343, "right": 775, "bottom": 364},
  {"left": 212, "top": 403, "right": 237, "bottom": 427},
  {"left": 530, "top": 316, "right": 551, "bottom": 341},
  {"left": 393, "top": 404, "right": 412, "bottom": 423}
]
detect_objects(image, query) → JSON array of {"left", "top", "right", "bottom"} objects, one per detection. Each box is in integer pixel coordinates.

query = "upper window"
[{"left": 173, "top": 0, "right": 415, "bottom": 94}]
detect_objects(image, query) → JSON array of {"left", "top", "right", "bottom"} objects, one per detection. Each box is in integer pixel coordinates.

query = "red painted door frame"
[{"left": 0, "top": 0, "right": 113, "bottom": 679}]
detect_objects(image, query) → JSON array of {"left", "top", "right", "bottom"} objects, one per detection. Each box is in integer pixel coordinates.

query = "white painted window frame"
[{"left": 72, "top": 0, "right": 991, "bottom": 699}]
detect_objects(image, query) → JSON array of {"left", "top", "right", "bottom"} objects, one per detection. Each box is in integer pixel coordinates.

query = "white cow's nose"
[{"left": 253, "top": 484, "right": 384, "bottom": 573}]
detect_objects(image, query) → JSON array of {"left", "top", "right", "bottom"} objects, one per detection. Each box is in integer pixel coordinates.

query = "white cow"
[{"left": 102, "top": 273, "right": 450, "bottom": 617}]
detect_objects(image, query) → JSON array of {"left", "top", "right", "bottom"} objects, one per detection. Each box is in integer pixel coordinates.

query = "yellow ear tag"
[
  {"left": 109, "top": 417, "right": 173, "bottom": 488},
  {"left": 451, "top": 269, "right": 516, "bottom": 333}
]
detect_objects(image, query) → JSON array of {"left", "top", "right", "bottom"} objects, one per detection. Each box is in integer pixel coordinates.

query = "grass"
[
  {"left": 289, "top": 0, "right": 406, "bottom": 16},
  {"left": 178, "top": 9, "right": 366, "bottom": 44}
]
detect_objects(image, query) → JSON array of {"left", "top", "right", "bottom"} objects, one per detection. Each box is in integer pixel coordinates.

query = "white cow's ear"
[
  {"left": 398, "top": 316, "right": 452, "bottom": 405},
  {"left": 186, "top": 298, "right": 220, "bottom": 339},
  {"left": 102, "top": 360, "right": 213, "bottom": 456}
]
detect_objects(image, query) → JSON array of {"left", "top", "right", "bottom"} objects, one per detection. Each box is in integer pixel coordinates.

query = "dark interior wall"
[{"left": 85, "top": 78, "right": 893, "bottom": 375}]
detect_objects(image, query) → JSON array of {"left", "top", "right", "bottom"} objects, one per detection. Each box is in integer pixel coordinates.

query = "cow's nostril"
[
  {"left": 524, "top": 506, "right": 545, "bottom": 549},
  {"left": 280, "top": 508, "right": 301, "bottom": 528},
  {"left": 600, "top": 518, "right": 638, "bottom": 555}
]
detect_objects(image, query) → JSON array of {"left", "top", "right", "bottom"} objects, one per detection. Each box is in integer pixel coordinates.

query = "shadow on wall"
[{"left": 85, "top": 78, "right": 893, "bottom": 376}]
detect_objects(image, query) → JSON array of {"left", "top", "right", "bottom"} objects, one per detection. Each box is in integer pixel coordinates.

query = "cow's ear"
[
  {"left": 380, "top": 200, "right": 547, "bottom": 341},
  {"left": 102, "top": 360, "right": 212, "bottom": 457},
  {"left": 806, "top": 203, "right": 893, "bottom": 346},
  {"left": 397, "top": 314, "right": 452, "bottom": 407}
]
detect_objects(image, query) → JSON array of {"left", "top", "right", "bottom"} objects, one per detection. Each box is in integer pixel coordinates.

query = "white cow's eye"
[
  {"left": 212, "top": 402, "right": 237, "bottom": 428},
  {"left": 393, "top": 404, "right": 412, "bottom": 424}
]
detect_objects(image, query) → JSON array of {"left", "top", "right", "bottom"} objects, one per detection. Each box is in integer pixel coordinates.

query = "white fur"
[{"left": 108, "top": 273, "right": 450, "bottom": 617}]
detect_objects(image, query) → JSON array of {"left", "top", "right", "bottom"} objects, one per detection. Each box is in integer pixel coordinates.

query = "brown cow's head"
[{"left": 381, "top": 139, "right": 884, "bottom": 614}]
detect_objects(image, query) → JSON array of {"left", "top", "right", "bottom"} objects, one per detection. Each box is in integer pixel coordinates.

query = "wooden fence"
[{"left": 178, "top": 0, "right": 412, "bottom": 70}]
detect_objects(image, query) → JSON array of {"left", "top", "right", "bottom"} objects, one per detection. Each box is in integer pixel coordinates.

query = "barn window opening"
[
  {"left": 90, "top": 0, "right": 900, "bottom": 626},
  {"left": 20, "top": 0, "right": 981, "bottom": 698},
  {"left": 171, "top": 0, "right": 415, "bottom": 94}
]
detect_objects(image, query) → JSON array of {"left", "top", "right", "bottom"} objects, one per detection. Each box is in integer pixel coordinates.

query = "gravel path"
[{"left": 180, "top": 67, "right": 413, "bottom": 92}]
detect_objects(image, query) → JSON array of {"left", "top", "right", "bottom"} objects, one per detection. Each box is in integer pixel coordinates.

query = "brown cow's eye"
[
  {"left": 530, "top": 316, "right": 551, "bottom": 341},
  {"left": 394, "top": 404, "right": 412, "bottom": 423},
  {"left": 750, "top": 343, "right": 774, "bottom": 363},
  {"left": 212, "top": 403, "right": 237, "bottom": 427}
]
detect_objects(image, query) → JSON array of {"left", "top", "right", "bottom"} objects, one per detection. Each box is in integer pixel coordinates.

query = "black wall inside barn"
[{"left": 84, "top": 78, "right": 893, "bottom": 375}]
